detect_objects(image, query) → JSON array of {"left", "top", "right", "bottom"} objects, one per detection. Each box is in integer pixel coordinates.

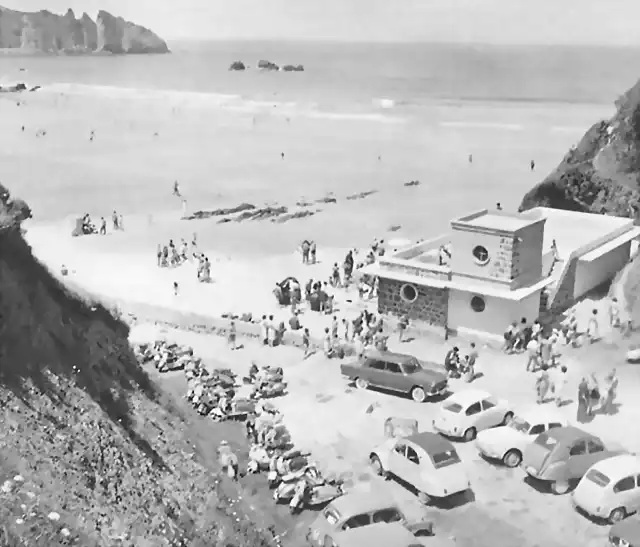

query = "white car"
[
  {"left": 475, "top": 406, "right": 566, "bottom": 467},
  {"left": 369, "top": 432, "right": 471, "bottom": 504},
  {"left": 572, "top": 454, "right": 640, "bottom": 523},
  {"left": 432, "top": 389, "right": 512, "bottom": 442}
]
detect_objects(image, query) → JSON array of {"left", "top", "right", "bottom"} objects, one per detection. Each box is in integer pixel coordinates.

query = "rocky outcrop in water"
[
  {"left": 520, "top": 78, "right": 640, "bottom": 217},
  {"left": 229, "top": 61, "right": 246, "bottom": 71},
  {"left": 282, "top": 64, "right": 304, "bottom": 72},
  {"left": 257, "top": 60, "right": 279, "bottom": 71},
  {"left": 0, "top": 6, "right": 169, "bottom": 54}
]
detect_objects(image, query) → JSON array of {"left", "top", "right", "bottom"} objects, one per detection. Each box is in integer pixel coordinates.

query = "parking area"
[{"left": 130, "top": 322, "right": 640, "bottom": 547}]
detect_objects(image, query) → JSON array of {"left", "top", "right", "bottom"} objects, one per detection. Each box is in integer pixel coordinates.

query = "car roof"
[
  {"left": 516, "top": 406, "right": 566, "bottom": 424},
  {"left": 546, "top": 425, "right": 597, "bottom": 443},
  {"left": 446, "top": 389, "right": 492, "bottom": 406},
  {"left": 336, "top": 522, "right": 418, "bottom": 547},
  {"left": 329, "top": 490, "right": 401, "bottom": 517},
  {"left": 405, "top": 432, "right": 455, "bottom": 454},
  {"left": 591, "top": 454, "right": 640, "bottom": 477},
  {"left": 611, "top": 517, "right": 640, "bottom": 544},
  {"left": 364, "top": 350, "right": 416, "bottom": 365}
]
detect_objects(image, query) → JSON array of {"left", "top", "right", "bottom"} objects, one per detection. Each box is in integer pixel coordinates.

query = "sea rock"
[
  {"left": 257, "top": 60, "right": 279, "bottom": 71},
  {"left": 0, "top": 6, "right": 168, "bottom": 54},
  {"left": 520, "top": 78, "right": 640, "bottom": 216},
  {"left": 282, "top": 64, "right": 304, "bottom": 72},
  {"left": 229, "top": 61, "right": 246, "bottom": 71}
]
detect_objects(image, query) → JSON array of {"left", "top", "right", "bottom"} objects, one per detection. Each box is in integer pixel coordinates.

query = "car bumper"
[{"left": 571, "top": 496, "right": 608, "bottom": 519}]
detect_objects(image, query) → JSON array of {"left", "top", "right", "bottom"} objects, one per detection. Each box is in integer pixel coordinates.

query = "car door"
[
  {"left": 612, "top": 476, "right": 636, "bottom": 512},
  {"left": 566, "top": 440, "right": 590, "bottom": 479},
  {"left": 478, "top": 398, "right": 500, "bottom": 429},
  {"left": 585, "top": 439, "right": 607, "bottom": 469},
  {"left": 464, "top": 401, "right": 483, "bottom": 430},
  {"left": 388, "top": 441, "right": 411, "bottom": 482},
  {"left": 383, "top": 361, "right": 406, "bottom": 392},
  {"left": 402, "top": 443, "right": 423, "bottom": 488},
  {"left": 364, "top": 359, "right": 387, "bottom": 386}
]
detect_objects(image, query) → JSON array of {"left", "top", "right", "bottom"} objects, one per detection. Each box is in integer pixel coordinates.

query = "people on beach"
[
  {"left": 530, "top": 159, "right": 535, "bottom": 171},
  {"left": 112, "top": 210, "right": 119, "bottom": 230},
  {"left": 99, "top": 217, "right": 106, "bottom": 235},
  {"left": 173, "top": 281, "right": 179, "bottom": 296},
  {"left": 496, "top": 202, "right": 503, "bottom": 211},
  {"left": 601, "top": 369, "right": 618, "bottom": 414},
  {"left": 228, "top": 321, "right": 237, "bottom": 350},
  {"left": 310, "top": 241, "right": 317, "bottom": 264},
  {"left": 301, "top": 240, "right": 310, "bottom": 264},
  {"left": 173, "top": 180, "right": 181, "bottom": 197},
  {"left": 587, "top": 309, "right": 599, "bottom": 343}
]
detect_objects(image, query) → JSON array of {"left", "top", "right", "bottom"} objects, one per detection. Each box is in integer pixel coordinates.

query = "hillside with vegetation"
[
  {"left": 0, "top": 183, "right": 277, "bottom": 546},
  {"left": 520, "top": 78, "right": 640, "bottom": 216}
]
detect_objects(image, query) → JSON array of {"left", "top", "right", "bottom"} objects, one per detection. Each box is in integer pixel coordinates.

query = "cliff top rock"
[{"left": 520, "top": 78, "right": 640, "bottom": 218}]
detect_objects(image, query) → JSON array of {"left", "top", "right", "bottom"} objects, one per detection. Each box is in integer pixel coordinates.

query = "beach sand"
[{"left": 1, "top": 88, "right": 633, "bottom": 546}]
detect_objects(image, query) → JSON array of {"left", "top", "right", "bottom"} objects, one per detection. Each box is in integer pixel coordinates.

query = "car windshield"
[
  {"left": 443, "top": 402, "right": 463, "bottom": 413},
  {"left": 323, "top": 508, "right": 340, "bottom": 525},
  {"left": 431, "top": 449, "right": 461, "bottom": 469},
  {"left": 585, "top": 469, "right": 611, "bottom": 487},
  {"left": 402, "top": 359, "right": 421, "bottom": 374},
  {"left": 508, "top": 417, "right": 531, "bottom": 434},
  {"left": 534, "top": 433, "right": 558, "bottom": 450}
]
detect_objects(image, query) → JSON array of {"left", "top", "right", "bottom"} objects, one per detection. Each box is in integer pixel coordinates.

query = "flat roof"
[
  {"left": 453, "top": 209, "right": 539, "bottom": 232},
  {"left": 580, "top": 227, "right": 640, "bottom": 262}
]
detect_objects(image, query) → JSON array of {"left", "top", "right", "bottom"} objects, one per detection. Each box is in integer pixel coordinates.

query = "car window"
[
  {"left": 466, "top": 402, "right": 482, "bottom": 416},
  {"left": 372, "top": 508, "right": 403, "bottom": 524},
  {"left": 385, "top": 362, "right": 402, "bottom": 374},
  {"left": 402, "top": 361, "right": 421, "bottom": 374},
  {"left": 569, "top": 441, "right": 587, "bottom": 456},
  {"left": 406, "top": 446, "right": 420, "bottom": 465},
  {"left": 394, "top": 443, "right": 406, "bottom": 456},
  {"left": 444, "top": 402, "right": 463, "bottom": 413},
  {"left": 585, "top": 469, "right": 611, "bottom": 487},
  {"left": 342, "top": 514, "right": 371, "bottom": 530},
  {"left": 587, "top": 440, "right": 605, "bottom": 454},
  {"left": 367, "top": 359, "right": 386, "bottom": 370},
  {"left": 636, "top": 474, "right": 640, "bottom": 487},
  {"left": 529, "top": 424, "right": 545, "bottom": 436},
  {"left": 431, "top": 449, "right": 461, "bottom": 469},
  {"left": 613, "top": 476, "right": 636, "bottom": 494},
  {"left": 481, "top": 398, "right": 496, "bottom": 410},
  {"left": 548, "top": 422, "right": 563, "bottom": 430}
]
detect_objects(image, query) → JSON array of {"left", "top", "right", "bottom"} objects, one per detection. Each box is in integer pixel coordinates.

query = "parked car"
[
  {"left": 475, "top": 406, "right": 566, "bottom": 467},
  {"left": 369, "top": 431, "right": 470, "bottom": 504},
  {"left": 340, "top": 350, "right": 448, "bottom": 403},
  {"left": 522, "top": 425, "right": 625, "bottom": 495},
  {"left": 307, "top": 521, "right": 437, "bottom": 547},
  {"left": 432, "top": 389, "right": 513, "bottom": 442},
  {"left": 572, "top": 454, "right": 640, "bottom": 523},
  {"left": 306, "top": 489, "right": 436, "bottom": 546},
  {"left": 609, "top": 517, "right": 640, "bottom": 546}
]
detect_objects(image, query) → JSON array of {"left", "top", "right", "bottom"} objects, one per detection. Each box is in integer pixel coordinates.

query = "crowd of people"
[
  {"left": 155, "top": 234, "right": 212, "bottom": 284},
  {"left": 76, "top": 210, "right": 123, "bottom": 236}
]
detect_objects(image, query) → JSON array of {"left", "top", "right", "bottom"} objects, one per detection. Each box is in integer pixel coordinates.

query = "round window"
[
  {"left": 472, "top": 245, "right": 490, "bottom": 265},
  {"left": 400, "top": 283, "right": 418, "bottom": 303},
  {"left": 471, "top": 296, "right": 486, "bottom": 312}
]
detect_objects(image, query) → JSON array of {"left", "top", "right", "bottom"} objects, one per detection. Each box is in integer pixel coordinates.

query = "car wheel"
[
  {"left": 370, "top": 454, "right": 386, "bottom": 477},
  {"left": 463, "top": 427, "right": 477, "bottom": 442},
  {"left": 417, "top": 491, "right": 430, "bottom": 505},
  {"left": 609, "top": 507, "right": 627, "bottom": 524},
  {"left": 410, "top": 386, "right": 426, "bottom": 403},
  {"left": 355, "top": 377, "right": 369, "bottom": 390},
  {"left": 502, "top": 411, "right": 514, "bottom": 425},
  {"left": 502, "top": 449, "right": 522, "bottom": 468},
  {"left": 550, "top": 480, "right": 570, "bottom": 495}
]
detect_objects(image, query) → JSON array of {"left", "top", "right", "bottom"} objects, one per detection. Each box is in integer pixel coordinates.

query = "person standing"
[
  {"left": 228, "top": 321, "right": 237, "bottom": 350},
  {"left": 301, "top": 240, "right": 310, "bottom": 264},
  {"left": 586, "top": 373, "right": 600, "bottom": 416},
  {"left": 553, "top": 365, "right": 568, "bottom": 407},
  {"left": 156, "top": 244, "right": 162, "bottom": 267},
  {"left": 601, "top": 369, "right": 619, "bottom": 415},
  {"left": 354, "top": 333, "right": 365, "bottom": 359},
  {"left": 398, "top": 315, "right": 409, "bottom": 343},
  {"left": 577, "top": 377, "right": 590, "bottom": 423},
  {"left": 112, "top": 210, "right": 119, "bottom": 230},
  {"left": 323, "top": 327, "right": 332, "bottom": 357},
  {"left": 535, "top": 365, "right": 550, "bottom": 404},
  {"left": 99, "top": 217, "right": 106, "bottom": 235},
  {"left": 609, "top": 297, "right": 621, "bottom": 329},
  {"left": 302, "top": 328, "right": 311, "bottom": 359},
  {"left": 173, "top": 281, "right": 179, "bottom": 296},
  {"left": 267, "top": 315, "right": 276, "bottom": 347},
  {"left": 525, "top": 336, "right": 539, "bottom": 372},
  {"left": 260, "top": 315, "right": 269, "bottom": 346},
  {"left": 331, "top": 316, "right": 339, "bottom": 341},
  {"left": 310, "top": 241, "right": 317, "bottom": 264},
  {"left": 467, "top": 342, "right": 478, "bottom": 373},
  {"left": 587, "top": 310, "right": 600, "bottom": 344}
]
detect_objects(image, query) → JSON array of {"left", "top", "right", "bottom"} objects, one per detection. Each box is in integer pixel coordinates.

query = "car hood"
[{"left": 476, "top": 426, "right": 522, "bottom": 450}]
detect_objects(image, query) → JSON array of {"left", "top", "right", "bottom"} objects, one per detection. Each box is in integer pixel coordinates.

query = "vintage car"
[
  {"left": 340, "top": 350, "right": 448, "bottom": 403},
  {"left": 307, "top": 521, "right": 437, "bottom": 547},
  {"left": 522, "top": 425, "right": 625, "bottom": 495},
  {"left": 306, "top": 489, "right": 436, "bottom": 546},
  {"left": 475, "top": 406, "right": 566, "bottom": 467},
  {"left": 572, "top": 454, "right": 640, "bottom": 523},
  {"left": 432, "top": 389, "right": 513, "bottom": 442},
  {"left": 369, "top": 432, "right": 470, "bottom": 504},
  {"left": 610, "top": 517, "right": 640, "bottom": 546}
]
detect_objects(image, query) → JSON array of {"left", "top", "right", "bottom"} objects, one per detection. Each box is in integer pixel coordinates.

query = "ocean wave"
[{"left": 439, "top": 121, "right": 524, "bottom": 131}]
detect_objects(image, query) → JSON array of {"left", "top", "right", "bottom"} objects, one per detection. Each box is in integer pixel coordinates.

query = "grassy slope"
[{"left": 0, "top": 186, "right": 279, "bottom": 546}]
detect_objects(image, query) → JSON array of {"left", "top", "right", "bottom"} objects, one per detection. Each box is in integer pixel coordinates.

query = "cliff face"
[
  {"left": 0, "top": 5, "right": 168, "bottom": 54},
  {"left": 520, "top": 79, "right": 640, "bottom": 217},
  {"left": 0, "top": 185, "right": 275, "bottom": 546}
]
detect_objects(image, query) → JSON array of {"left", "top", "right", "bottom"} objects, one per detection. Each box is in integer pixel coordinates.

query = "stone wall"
[
  {"left": 488, "top": 235, "right": 516, "bottom": 282},
  {"left": 377, "top": 277, "right": 449, "bottom": 327}
]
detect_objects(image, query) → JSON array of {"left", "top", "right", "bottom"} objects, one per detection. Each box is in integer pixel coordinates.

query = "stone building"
[{"left": 364, "top": 207, "right": 640, "bottom": 339}]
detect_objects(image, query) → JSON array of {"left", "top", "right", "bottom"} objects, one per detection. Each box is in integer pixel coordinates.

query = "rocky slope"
[
  {"left": 0, "top": 6, "right": 168, "bottom": 54},
  {"left": 0, "top": 184, "right": 277, "bottom": 546},
  {"left": 520, "top": 79, "right": 640, "bottom": 217}
]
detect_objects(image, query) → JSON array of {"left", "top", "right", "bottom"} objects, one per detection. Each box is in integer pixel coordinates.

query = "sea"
[{"left": 2, "top": 41, "right": 640, "bottom": 115}]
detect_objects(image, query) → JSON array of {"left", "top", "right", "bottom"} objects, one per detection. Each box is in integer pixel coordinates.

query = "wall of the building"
[
  {"left": 377, "top": 277, "right": 448, "bottom": 327},
  {"left": 450, "top": 222, "right": 544, "bottom": 290},
  {"left": 447, "top": 289, "right": 541, "bottom": 336},
  {"left": 574, "top": 241, "right": 631, "bottom": 299}
]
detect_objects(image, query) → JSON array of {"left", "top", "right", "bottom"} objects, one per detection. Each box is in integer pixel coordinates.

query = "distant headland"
[{"left": 0, "top": 6, "right": 169, "bottom": 54}]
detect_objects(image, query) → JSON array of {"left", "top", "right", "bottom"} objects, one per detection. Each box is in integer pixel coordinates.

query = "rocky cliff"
[
  {"left": 520, "top": 79, "right": 640, "bottom": 217},
  {"left": 0, "top": 184, "right": 277, "bottom": 546},
  {"left": 0, "top": 6, "right": 168, "bottom": 54}
]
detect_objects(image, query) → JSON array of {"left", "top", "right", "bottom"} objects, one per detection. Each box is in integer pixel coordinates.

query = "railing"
[{"left": 391, "top": 234, "right": 450, "bottom": 260}]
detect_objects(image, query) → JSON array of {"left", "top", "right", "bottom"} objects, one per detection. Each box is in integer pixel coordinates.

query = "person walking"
[
  {"left": 587, "top": 309, "right": 600, "bottom": 344},
  {"left": 535, "top": 365, "right": 550, "bottom": 404},
  {"left": 552, "top": 365, "right": 568, "bottom": 407},
  {"left": 587, "top": 373, "right": 600, "bottom": 416},
  {"left": 577, "top": 377, "right": 590, "bottom": 423},
  {"left": 398, "top": 315, "right": 409, "bottom": 342},
  {"left": 525, "top": 336, "right": 540, "bottom": 372},
  {"left": 600, "top": 369, "right": 619, "bottom": 415},
  {"left": 228, "top": 321, "right": 237, "bottom": 350},
  {"left": 302, "top": 328, "right": 311, "bottom": 359}
]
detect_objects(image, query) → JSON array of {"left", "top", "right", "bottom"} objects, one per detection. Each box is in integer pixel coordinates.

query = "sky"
[{"left": 3, "top": 0, "right": 640, "bottom": 45}]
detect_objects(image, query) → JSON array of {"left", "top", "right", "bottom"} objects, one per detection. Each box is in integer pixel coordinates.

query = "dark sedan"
[{"left": 340, "top": 350, "right": 448, "bottom": 403}]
